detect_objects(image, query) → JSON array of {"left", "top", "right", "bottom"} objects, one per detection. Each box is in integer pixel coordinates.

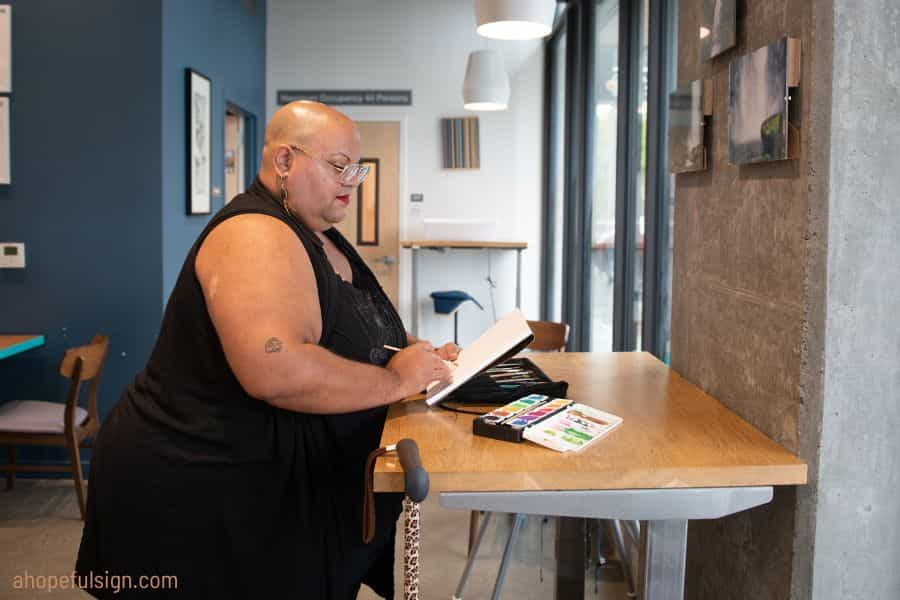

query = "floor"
[{"left": 0, "top": 479, "right": 630, "bottom": 599}]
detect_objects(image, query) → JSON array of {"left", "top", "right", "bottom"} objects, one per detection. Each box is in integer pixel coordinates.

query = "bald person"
[{"left": 75, "top": 102, "right": 456, "bottom": 599}]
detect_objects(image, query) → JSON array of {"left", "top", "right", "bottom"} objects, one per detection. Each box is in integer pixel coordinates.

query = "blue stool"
[{"left": 429, "top": 290, "right": 483, "bottom": 345}]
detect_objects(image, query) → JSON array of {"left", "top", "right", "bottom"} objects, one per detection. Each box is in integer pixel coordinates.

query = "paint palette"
[{"left": 473, "top": 394, "right": 573, "bottom": 443}]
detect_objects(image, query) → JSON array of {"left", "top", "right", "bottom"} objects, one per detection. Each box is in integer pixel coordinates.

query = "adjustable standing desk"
[
  {"left": 401, "top": 240, "right": 527, "bottom": 337},
  {"left": 375, "top": 352, "right": 807, "bottom": 600}
]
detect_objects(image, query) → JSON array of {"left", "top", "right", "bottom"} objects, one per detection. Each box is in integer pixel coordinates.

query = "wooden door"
[{"left": 335, "top": 121, "right": 400, "bottom": 307}]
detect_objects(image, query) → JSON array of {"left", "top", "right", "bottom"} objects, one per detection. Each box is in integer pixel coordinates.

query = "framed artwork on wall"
[
  {"left": 728, "top": 37, "right": 802, "bottom": 165},
  {"left": 356, "top": 158, "right": 380, "bottom": 246},
  {"left": 699, "top": 0, "right": 737, "bottom": 61},
  {"left": 0, "top": 5, "right": 10, "bottom": 93},
  {"left": 0, "top": 96, "right": 9, "bottom": 184},
  {"left": 186, "top": 68, "right": 212, "bottom": 215},
  {"left": 441, "top": 117, "right": 480, "bottom": 169},
  {"left": 668, "top": 79, "right": 713, "bottom": 173}
]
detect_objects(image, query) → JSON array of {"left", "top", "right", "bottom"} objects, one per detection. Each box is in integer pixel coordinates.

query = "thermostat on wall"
[{"left": 0, "top": 243, "right": 25, "bottom": 268}]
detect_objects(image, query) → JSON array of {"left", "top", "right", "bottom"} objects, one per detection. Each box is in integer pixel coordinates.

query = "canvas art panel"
[
  {"left": 728, "top": 38, "right": 801, "bottom": 165},
  {"left": 669, "top": 79, "right": 712, "bottom": 173},
  {"left": 699, "top": 0, "right": 736, "bottom": 61}
]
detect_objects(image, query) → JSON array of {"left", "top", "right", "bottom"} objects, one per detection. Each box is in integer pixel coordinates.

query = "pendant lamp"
[
  {"left": 462, "top": 50, "right": 510, "bottom": 111},
  {"left": 474, "top": 0, "right": 555, "bottom": 40}
]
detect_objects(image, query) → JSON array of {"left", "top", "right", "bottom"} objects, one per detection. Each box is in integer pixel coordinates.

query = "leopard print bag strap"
[{"left": 403, "top": 497, "right": 421, "bottom": 600}]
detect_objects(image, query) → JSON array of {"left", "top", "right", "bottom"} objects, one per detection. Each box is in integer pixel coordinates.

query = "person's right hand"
[{"left": 386, "top": 342, "right": 452, "bottom": 398}]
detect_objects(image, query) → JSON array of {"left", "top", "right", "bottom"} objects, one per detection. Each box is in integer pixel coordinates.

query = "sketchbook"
[{"left": 425, "top": 309, "right": 535, "bottom": 406}]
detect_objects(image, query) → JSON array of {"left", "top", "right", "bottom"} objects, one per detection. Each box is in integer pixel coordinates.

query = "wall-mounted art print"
[
  {"left": 0, "top": 5, "right": 11, "bottom": 93},
  {"left": 441, "top": 117, "right": 480, "bottom": 169},
  {"left": 356, "top": 158, "right": 379, "bottom": 246},
  {"left": 668, "top": 79, "right": 713, "bottom": 173},
  {"left": 728, "top": 37, "right": 802, "bottom": 165},
  {"left": 699, "top": 0, "right": 736, "bottom": 61},
  {"left": 0, "top": 96, "right": 9, "bottom": 184},
  {"left": 187, "top": 68, "right": 212, "bottom": 214}
]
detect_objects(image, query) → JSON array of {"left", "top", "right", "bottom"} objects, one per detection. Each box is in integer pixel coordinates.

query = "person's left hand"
[{"left": 435, "top": 342, "right": 460, "bottom": 361}]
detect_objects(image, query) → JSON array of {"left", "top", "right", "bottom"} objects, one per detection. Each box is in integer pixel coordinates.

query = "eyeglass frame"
[{"left": 287, "top": 143, "right": 370, "bottom": 186}]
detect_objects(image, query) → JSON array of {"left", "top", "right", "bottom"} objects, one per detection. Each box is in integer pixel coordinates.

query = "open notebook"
[{"left": 425, "top": 309, "right": 535, "bottom": 406}]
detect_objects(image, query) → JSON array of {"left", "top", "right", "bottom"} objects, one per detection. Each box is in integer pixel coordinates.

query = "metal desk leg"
[
  {"left": 608, "top": 519, "right": 637, "bottom": 598},
  {"left": 638, "top": 520, "right": 687, "bottom": 600},
  {"left": 411, "top": 247, "right": 420, "bottom": 337},
  {"left": 491, "top": 513, "right": 526, "bottom": 600},
  {"left": 515, "top": 248, "right": 523, "bottom": 309},
  {"left": 454, "top": 512, "right": 493, "bottom": 600}
]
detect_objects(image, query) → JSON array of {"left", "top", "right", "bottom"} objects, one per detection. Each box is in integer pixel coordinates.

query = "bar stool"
[{"left": 429, "top": 290, "right": 483, "bottom": 345}]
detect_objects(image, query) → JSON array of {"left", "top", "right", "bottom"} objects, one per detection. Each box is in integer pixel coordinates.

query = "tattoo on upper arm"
[{"left": 264, "top": 337, "right": 283, "bottom": 353}]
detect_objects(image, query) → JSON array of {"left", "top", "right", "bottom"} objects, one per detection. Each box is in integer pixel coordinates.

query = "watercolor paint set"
[
  {"left": 472, "top": 394, "right": 574, "bottom": 443},
  {"left": 473, "top": 394, "right": 624, "bottom": 451}
]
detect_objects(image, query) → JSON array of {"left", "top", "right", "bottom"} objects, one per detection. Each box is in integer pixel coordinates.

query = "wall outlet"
[
  {"left": 410, "top": 193, "right": 424, "bottom": 203},
  {"left": 0, "top": 242, "right": 25, "bottom": 268}
]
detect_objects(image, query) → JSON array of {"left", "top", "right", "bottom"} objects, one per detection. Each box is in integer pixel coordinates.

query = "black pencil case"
[{"left": 443, "top": 357, "right": 569, "bottom": 405}]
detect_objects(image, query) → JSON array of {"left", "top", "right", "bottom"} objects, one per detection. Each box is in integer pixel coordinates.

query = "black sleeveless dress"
[{"left": 75, "top": 178, "right": 406, "bottom": 599}]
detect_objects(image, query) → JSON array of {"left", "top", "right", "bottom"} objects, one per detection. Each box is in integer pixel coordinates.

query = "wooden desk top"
[
  {"left": 375, "top": 352, "right": 807, "bottom": 493},
  {"left": 401, "top": 240, "right": 528, "bottom": 249},
  {"left": 0, "top": 335, "right": 45, "bottom": 360}
]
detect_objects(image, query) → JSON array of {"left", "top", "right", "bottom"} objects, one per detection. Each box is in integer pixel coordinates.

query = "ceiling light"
[
  {"left": 474, "top": 0, "right": 555, "bottom": 40},
  {"left": 463, "top": 50, "right": 510, "bottom": 111}
]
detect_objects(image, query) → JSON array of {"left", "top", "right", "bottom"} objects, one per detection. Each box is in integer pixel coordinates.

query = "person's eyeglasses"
[{"left": 288, "top": 143, "right": 370, "bottom": 186}]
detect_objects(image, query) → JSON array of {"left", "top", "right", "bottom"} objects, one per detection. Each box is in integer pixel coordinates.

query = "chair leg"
[
  {"left": 66, "top": 436, "right": 87, "bottom": 520},
  {"left": 5, "top": 446, "right": 14, "bottom": 491}
]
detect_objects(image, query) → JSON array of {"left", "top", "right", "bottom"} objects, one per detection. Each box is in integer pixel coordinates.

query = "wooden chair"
[
  {"left": 466, "top": 320, "right": 571, "bottom": 556},
  {"left": 0, "top": 334, "right": 108, "bottom": 520}
]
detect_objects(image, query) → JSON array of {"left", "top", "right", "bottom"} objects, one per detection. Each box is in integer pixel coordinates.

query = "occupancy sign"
[{"left": 277, "top": 90, "right": 412, "bottom": 106}]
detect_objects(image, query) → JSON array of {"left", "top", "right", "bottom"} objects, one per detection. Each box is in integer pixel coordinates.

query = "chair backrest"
[
  {"left": 59, "top": 335, "right": 109, "bottom": 430},
  {"left": 526, "top": 320, "right": 569, "bottom": 352},
  {"left": 59, "top": 335, "right": 109, "bottom": 381}
]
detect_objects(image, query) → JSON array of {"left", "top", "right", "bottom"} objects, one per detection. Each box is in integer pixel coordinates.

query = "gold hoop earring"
[{"left": 279, "top": 175, "right": 294, "bottom": 218}]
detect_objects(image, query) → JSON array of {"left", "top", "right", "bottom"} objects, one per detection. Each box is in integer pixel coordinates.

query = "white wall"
[{"left": 267, "top": 0, "right": 545, "bottom": 345}]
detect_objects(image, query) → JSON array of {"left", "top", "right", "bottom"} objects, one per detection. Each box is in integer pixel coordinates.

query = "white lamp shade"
[
  {"left": 474, "top": 0, "right": 555, "bottom": 40},
  {"left": 463, "top": 50, "right": 510, "bottom": 111}
]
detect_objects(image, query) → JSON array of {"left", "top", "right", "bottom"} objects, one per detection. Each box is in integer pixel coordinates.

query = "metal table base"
[{"left": 441, "top": 486, "right": 773, "bottom": 600}]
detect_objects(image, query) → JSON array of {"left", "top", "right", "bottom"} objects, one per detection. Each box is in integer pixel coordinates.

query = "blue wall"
[
  {"left": 0, "top": 0, "right": 266, "bottom": 470},
  {"left": 161, "top": 0, "right": 266, "bottom": 301},
  {"left": 0, "top": 1, "right": 164, "bottom": 467}
]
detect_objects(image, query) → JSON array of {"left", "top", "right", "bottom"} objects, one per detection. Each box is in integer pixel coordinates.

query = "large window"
[
  {"left": 545, "top": 27, "right": 568, "bottom": 324},
  {"left": 542, "top": 0, "right": 677, "bottom": 357},
  {"left": 633, "top": 0, "right": 649, "bottom": 349},
  {"left": 589, "top": 0, "right": 618, "bottom": 351}
]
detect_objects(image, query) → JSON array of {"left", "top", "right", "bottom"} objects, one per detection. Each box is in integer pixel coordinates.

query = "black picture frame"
[{"left": 186, "top": 68, "right": 212, "bottom": 215}]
